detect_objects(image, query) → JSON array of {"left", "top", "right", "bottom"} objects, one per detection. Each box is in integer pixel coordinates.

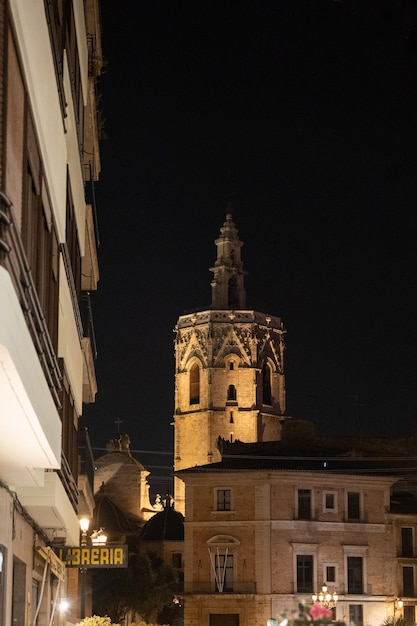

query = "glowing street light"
[
  {"left": 79, "top": 518, "right": 90, "bottom": 618},
  {"left": 312, "top": 583, "right": 338, "bottom": 609},
  {"left": 394, "top": 598, "right": 403, "bottom": 618},
  {"left": 79, "top": 518, "right": 90, "bottom": 546}
]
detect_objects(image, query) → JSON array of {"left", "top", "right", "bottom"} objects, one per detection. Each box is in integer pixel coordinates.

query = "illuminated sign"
[{"left": 55, "top": 545, "right": 128, "bottom": 568}]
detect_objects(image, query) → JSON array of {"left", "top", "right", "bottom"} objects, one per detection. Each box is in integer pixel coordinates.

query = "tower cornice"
[{"left": 177, "top": 309, "right": 285, "bottom": 331}]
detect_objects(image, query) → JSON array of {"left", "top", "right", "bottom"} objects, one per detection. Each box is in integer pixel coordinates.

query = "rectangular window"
[
  {"left": 404, "top": 605, "right": 415, "bottom": 625},
  {"left": 217, "top": 489, "right": 231, "bottom": 511},
  {"left": 326, "top": 565, "right": 336, "bottom": 583},
  {"left": 325, "top": 493, "right": 335, "bottom": 510},
  {"left": 403, "top": 566, "right": 414, "bottom": 597},
  {"left": 349, "top": 605, "right": 363, "bottom": 626},
  {"left": 347, "top": 557, "right": 363, "bottom": 594},
  {"left": 402, "top": 528, "right": 414, "bottom": 558},
  {"left": 347, "top": 492, "right": 360, "bottom": 520},
  {"left": 298, "top": 489, "right": 312, "bottom": 520},
  {"left": 297, "top": 555, "right": 313, "bottom": 593}
]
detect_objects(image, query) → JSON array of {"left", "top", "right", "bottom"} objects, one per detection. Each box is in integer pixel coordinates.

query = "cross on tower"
[{"left": 115, "top": 418, "right": 123, "bottom": 435}]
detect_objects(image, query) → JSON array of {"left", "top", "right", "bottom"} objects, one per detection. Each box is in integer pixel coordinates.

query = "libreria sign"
[{"left": 55, "top": 545, "right": 128, "bottom": 568}]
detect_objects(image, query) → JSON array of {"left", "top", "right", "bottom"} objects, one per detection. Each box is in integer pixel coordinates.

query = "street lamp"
[
  {"left": 79, "top": 518, "right": 90, "bottom": 618},
  {"left": 59, "top": 598, "right": 70, "bottom": 613},
  {"left": 394, "top": 598, "right": 403, "bottom": 619},
  {"left": 80, "top": 518, "right": 90, "bottom": 546},
  {"left": 312, "top": 583, "right": 338, "bottom": 609}
]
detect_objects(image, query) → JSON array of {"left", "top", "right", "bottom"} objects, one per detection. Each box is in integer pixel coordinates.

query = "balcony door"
[{"left": 211, "top": 552, "right": 234, "bottom": 592}]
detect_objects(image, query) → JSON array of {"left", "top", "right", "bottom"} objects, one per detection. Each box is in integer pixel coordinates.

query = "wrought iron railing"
[
  {"left": 183, "top": 581, "right": 257, "bottom": 594},
  {"left": 57, "top": 452, "right": 79, "bottom": 512},
  {"left": 60, "top": 242, "right": 84, "bottom": 340},
  {"left": 0, "top": 191, "right": 62, "bottom": 408},
  {"left": 81, "top": 293, "right": 98, "bottom": 359}
]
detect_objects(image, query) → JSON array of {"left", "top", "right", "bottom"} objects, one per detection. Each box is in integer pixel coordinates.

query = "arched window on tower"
[
  {"left": 190, "top": 363, "right": 200, "bottom": 405},
  {"left": 228, "top": 276, "right": 239, "bottom": 309},
  {"left": 227, "top": 384, "right": 237, "bottom": 402},
  {"left": 262, "top": 362, "right": 272, "bottom": 406}
]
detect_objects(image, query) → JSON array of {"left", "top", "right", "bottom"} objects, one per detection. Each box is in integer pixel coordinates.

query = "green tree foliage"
[
  {"left": 157, "top": 598, "right": 184, "bottom": 626},
  {"left": 92, "top": 538, "right": 181, "bottom": 625}
]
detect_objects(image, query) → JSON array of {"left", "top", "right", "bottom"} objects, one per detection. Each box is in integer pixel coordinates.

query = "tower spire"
[{"left": 209, "top": 202, "right": 247, "bottom": 310}]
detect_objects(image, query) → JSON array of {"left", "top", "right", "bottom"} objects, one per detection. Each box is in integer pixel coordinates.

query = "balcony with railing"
[
  {"left": 1, "top": 191, "right": 80, "bottom": 541},
  {"left": 0, "top": 191, "right": 62, "bottom": 408},
  {"left": 183, "top": 581, "right": 257, "bottom": 594},
  {"left": 80, "top": 293, "right": 98, "bottom": 403},
  {"left": 0, "top": 191, "right": 63, "bottom": 488},
  {"left": 78, "top": 427, "right": 96, "bottom": 518}
]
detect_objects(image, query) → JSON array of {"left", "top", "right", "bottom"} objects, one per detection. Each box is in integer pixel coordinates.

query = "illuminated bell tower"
[{"left": 173, "top": 209, "right": 287, "bottom": 514}]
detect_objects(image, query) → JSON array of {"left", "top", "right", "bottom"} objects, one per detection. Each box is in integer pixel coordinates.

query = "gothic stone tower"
[{"left": 173, "top": 211, "right": 287, "bottom": 513}]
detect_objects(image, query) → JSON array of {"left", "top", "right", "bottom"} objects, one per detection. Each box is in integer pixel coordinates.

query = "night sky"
[{"left": 82, "top": 0, "right": 417, "bottom": 495}]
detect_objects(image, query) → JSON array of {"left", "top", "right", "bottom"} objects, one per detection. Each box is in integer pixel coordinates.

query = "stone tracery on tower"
[{"left": 173, "top": 208, "right": 287, "bottom": 514}]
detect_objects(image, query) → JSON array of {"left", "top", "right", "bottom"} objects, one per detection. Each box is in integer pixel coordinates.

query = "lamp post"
[
  {"left": 312, "top": 582, "right": 338, "bottom": 609},
  {"left": 79, "top": 518, "right": 90, "bottom": 619},
  {"left": 80, "top": 518, "right": 90, "bottom": 546},
  {"left": 394, "top": 598, "right": 403, "bottom": 620}
]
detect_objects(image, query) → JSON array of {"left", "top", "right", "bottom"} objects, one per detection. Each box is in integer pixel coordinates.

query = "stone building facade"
[
  {"left": 176, "top": 424, "right": 417, "bottom": 626},
  {"left": 173, "top": 210, "right": 417, "bottom": 626}
]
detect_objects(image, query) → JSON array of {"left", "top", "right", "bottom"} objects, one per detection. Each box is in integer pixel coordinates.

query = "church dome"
[
  {"left": 94, "top": 449, "right": 146, "bottom": 481},
  {"left": 93, "top": 493, "right": 134, "bottom": 542},
  {"left": 140, "top": 499, "right": 184, "bottom": 541},
  {"left": 94, "top": 434, "right": 155, "bottom": 523}
]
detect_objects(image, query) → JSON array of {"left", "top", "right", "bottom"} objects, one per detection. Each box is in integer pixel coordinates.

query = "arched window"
[
  {"left": 227, "top": 384, "right": 236, "bottom": 401},
  {"left": 262, "top": 362, "right": 272, "bottom": 405},
  {"left": 207, "top": 535, "right": 240, "bottom": 594},
  {"left": 189, "top": 363, "right": 200, "bottom": 405}
]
